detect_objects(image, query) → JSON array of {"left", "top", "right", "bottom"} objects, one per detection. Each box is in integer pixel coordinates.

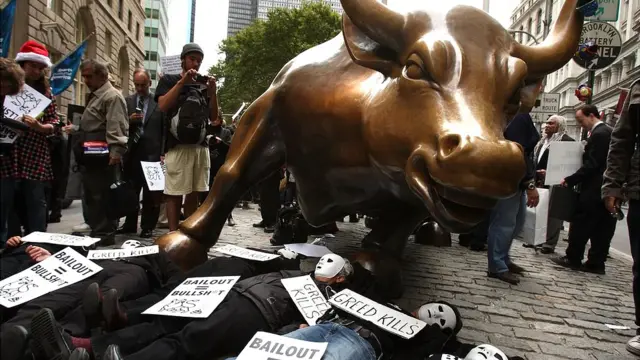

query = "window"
[
  {"left": 519, "top": 25, "right": 524, "bottom": 43},
  {"left": 145, "top": 8, "right": 160, "bottom": 19},
  {"left": 118, "top": 0, "right": 123, "bottom": 19},
  {"left": 136, "top": 22, "right": 140, "bottom": 40},
  {"left": 144, "top": 26, "right": 158, "bottom": 38},
  {"left": 145, "top": 51, "right": 158, "bottom": 61},
  {"left": 128, "top": 10, "right": 132, "bottom": 31},
  {"left": 47, "top": 0, "right": 62, "bottom": 15},
  {"left": 107, "top": 0, "right": 112, "bottom": 6},
  {"left": 149, "top": 70, "right": 157, "bottom": 80},
  {"left": 105, "top": 31, "right": 113, "bottom": 57},
  {"left": 527, "top": 18, "right": 532, "bottom": 38},
  {"left": 536, "top": 9, "right": 543, "bottom": 35}
]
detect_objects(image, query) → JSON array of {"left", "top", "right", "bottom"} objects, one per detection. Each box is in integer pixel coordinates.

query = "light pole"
[{"left": 483, "top": 0, "right": 490, "bottom": 12}]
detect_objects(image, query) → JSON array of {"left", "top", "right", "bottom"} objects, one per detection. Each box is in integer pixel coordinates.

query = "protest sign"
[
  {"left": 3, "top": 84, "right": 52, "bottom": 120},
  {"left": 0, "top": 124, "right": 20, "bottom": 144},
  {"left": 22, "top": 232, "right": 101, "bottom": 247},
  {"left": 87, "top": 245, "right": 159, "bottom": 260},
  {"left": 143, "top": 276, "right": 239, "bottom": 318},
  {"left": 545, "top": 142, "right": 583, "bottom": 185},
  {"left": 329, "top": 289, "right": 426, "bottom": 339},
  {"left": 0, "top": 247, "right": 102, "bottom": 307},
  {"left": 236, "top": 331, "right": 327, "bottom": 360},
  {"left": 281, "top": 275, "right": 331, "bottom": 325},
  {"left": 283, "top": 243, "right": 332, "bottom": 258},
  {"left": 140, "top": 161, "right": 165, "bottom": 191},
  {"left": 213, "top": 244, "right": 279, "bottom": 261},
  {"left": 159, "top": 55, "right": 181, "bottom": 75}
]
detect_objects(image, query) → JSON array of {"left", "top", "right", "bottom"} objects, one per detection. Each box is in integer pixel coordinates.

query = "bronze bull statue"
[{"left": 156, "top": 0, "right": 584, "bottom": 275}]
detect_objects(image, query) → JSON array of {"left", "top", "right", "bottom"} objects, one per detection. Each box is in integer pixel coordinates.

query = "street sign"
[
  {"left": 531, "top": 93, "right": 560, "bottom": 114},
  {"left": 573, "top": 21, "right": 621, "bottom": 70},
  {"left": 585, "top": 0, "right": 620, "bottom": 22},
  {"left": 531, "top": 112, "right": 555, "bottom": 123}
]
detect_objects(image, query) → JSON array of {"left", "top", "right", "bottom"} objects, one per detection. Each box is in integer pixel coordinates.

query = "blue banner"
[
  {"left": 50, "top": 40, "right": 88, "bottom": 96},
  {"left": 0, "top": 0, "right": 17, "bottom": 57}
]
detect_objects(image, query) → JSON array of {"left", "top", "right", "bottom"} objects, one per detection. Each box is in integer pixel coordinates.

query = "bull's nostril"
[{"left": 439, "top": 134, "right": 462, "bottom": 158}]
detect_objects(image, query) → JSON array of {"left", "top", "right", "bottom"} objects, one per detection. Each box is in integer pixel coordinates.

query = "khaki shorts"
[{"left": 164, "top": 145, "right": 210, "bottom": 196}]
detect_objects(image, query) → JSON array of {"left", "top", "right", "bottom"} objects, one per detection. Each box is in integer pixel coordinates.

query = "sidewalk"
[{"left": 51, "top": 202, "right": 638, "bottom": 360}]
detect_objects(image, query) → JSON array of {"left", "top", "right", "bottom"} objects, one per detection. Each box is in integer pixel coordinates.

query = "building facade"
[
  {"left": 256, "top": 0, "right": 343, "bottom": 20},
  {"left": 509, "top": 0, "right": 640, "bottom": 139},
  {"left": 143, "top": 0, "right": 169, "bottom": 91},
  {"left": 187, "top": 0, "right": 196, "bottom": 42},
  {"left": 6, "top": 0, "right": 146, "bottom": 115}
]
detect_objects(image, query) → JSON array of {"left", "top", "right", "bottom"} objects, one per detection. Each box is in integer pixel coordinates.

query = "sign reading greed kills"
[
  {"left": 143, "top": 276, "right": 239, "bottom": 318},
  {"left": 281, "top": 276, "right": 331, "bottom": 325},
  {"left": 236, "top": 331, "right": 327, "bottom": 360},
  {"left": 87, "top": 246, "right": 159, "bottom": 260},
  {"left": 0, "top": 247, "right": 102, "bottom": 307},
  {"left": 329, "top": 289, "right": 426, "bottom": 339},
  {"left": 22, "top": 232, "right": 101, "bottom": 247},
  {"left": 213, "top": 244, "right": 279, "bottom": 261}
]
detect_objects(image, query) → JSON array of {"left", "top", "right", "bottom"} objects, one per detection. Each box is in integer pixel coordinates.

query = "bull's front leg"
[{"left": 155, "top": 90, "right": 286, "bottom": 271}]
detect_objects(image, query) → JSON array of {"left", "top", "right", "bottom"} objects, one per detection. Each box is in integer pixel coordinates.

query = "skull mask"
[
  {"left": 428, "top": 355, "right": 463, "bottom": 360},
  {"left": 121, "top": 240, "right": 142, "bottom": 249},
  {"left": 314, "top": 254, "right": 346, "bottom": 278},
  {"left": 464, "top": 344, "right": 508, "bottom": 360},
  {"left": 417, "top": 302, "right": 457, "bottom": 331}
]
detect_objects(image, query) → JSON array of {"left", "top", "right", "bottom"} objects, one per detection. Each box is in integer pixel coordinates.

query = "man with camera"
[{"left": 155, "top": 43, "right": 218, "bottom": 231}]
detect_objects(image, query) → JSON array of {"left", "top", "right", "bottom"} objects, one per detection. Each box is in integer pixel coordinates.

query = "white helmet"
[
  {"left": 121, "top": 240, "right": 142, "bottom": 249},
  {"left": 465, "top": 344, "right": 508, "bottom": 360},
  {"left": 314, "top": 253, "right": 346, "bottom": 278},
  {"left": 417, "top": 302, "right": 458, "bottom": 331}
]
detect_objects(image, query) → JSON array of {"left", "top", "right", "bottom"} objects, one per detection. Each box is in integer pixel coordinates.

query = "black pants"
[
  {"left": 48, "top": 137, "right": 69, "bottom": 220},
  {"left": 565, "top": 200, "right": 617, "bottom": 267},
  {"left": 627, "top": 200, "right": 640, "bottom": 331},
  {"left": 122, "top": 162, "right": 161, "bottom": 232},
  {"left": 259, "top": 171, "right": 282, "bottom": 225},
  {"left": 94, "top": 292, "right": 269, "bottom": 360},
  {"left": 283, "top": 182, "right": 297, "bottom": 205},
  {"left": 82, "top": 164, "right": 118, "bottom": 236}
]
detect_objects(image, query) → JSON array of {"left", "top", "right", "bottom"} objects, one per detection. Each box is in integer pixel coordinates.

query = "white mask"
[
  {"left": 417, "top": 303, "right": 457, "bottom": 331},
  {"left": 428, "top": 355, "right": 463, "bottom": 360},
  {"left": 315, "top": 254, "right": 346, "bottom": 278},
  {"left": 465, "top": 344, "right": 508, "bottom": 360},
  {"left": 121, "top": 240, "right": 142, "bottom": 249}
]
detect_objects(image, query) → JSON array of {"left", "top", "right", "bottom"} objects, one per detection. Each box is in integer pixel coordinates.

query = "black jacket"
[
  {"left": 125, "top": 93, "right": 164, "bottom": 163},
  {"left": 505, "top": 113, "right": 541, "bottom": 186},
  {"left": 565, "top": 123, "right": 613, "bottom": 204}
]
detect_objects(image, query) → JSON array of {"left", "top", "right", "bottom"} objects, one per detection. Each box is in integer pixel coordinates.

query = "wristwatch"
[{"left": 526, "top": 181, "right": 536, "bottom": 190}]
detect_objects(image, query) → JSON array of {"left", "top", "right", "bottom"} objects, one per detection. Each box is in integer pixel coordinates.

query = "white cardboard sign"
[
  {"left": 3, "top": 84, "right": 52, "bottom": 120},
  {"left": 87, "top": 245, "right": 159, "bottom": 260},
  {"left": 0, "top": 124, "right": 21, "bottom": 144},
  {"left": 159, "top": 55, "right": 182, "bottom": 75},
  {"left": 283, "top": 244, "right": 333, "bottom": 258},
  {"left": 544, "top": 142, "right": 583, "bottom": 185},
  {"left": 213, "top": 244, "right": 279, "bottom": 261},
  {"left": 0, "top": 247, "right": 102, "bottom": 308},
  {"left": 281, "top": 276, "right": 331, "bottom": 326},
  {"left": 143, "top": 276, "right": 239, "bottom": 318},
  {"left": 236, "top": 331, "right": 328, "bottom": 360},
  {"left": 22, "top": 232, "right": 101, "bottom": 248},
  {"left": 329, "top": 289, "right": 426, "bottom": 339},
  {"left": 140, "top": 161, "right": 165, "bottom": 191}
]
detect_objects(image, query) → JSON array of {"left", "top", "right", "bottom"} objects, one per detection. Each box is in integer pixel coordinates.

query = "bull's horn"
[
  {"left": 340, "top": 0, "right": 405, "bottom": 52},
  {"left": 511, "top": 0, "right": 584, "bottom": 79}
]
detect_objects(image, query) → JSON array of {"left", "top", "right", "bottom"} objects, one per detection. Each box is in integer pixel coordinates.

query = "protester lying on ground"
[
  {"left": 25, "top": 253, "right": 386, "bottom": 360},
  {"left": 1, "top": 236, "right": 74, "bottom": 280},
  {"left": 429, "top": 344, "right": 525, "bottom": 360}
]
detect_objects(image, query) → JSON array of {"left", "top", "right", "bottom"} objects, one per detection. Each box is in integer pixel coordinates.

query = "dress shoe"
[
  {"left": 116, "top": 227, "right": 136, "bottom": 235},
  {"left": 139, "top": 229, "right": 153, "bottom": 238},
  {"left": 507, "top": 263, "right": 526, "bottom": 275},
  {"left": 82, "top": 283, "right": 103, "bottom": 331},
  {"left": 102, "top": 289, "right": 127, "bottom": 332},
  {"left": 253, "top": 221, "right": 266, "bottom": 228},
  {"left": 69, "top": 348, "right": 90, "bottom": 360},
  {"left": 550, "top": 256, "right": 581, "bottom": 270},
  {"left": 227, "top": 217, "right": 236, "bottom": 227},
  {"left": 488, "top": 271, "right": 520, "bottom": 285},
  {"left": 48, "top": 215, "right": 61, "bottom": 224},
  {"left": 540, "top": 246, "right": 555, "bottom": 254},
  {"left": 1, "top": 325, "right": 29, "bottom": 360},
  {"left": 30, "top": 308, "right": 73, "bottom": 360},
  {"left": 264, "top": 225, "right": 275, "bottom": 233},
  {"left": 469, "top": 243, "right": 487, "bottom": 252},
  {"left": 242, "top": 201, "right": 252, "bottom": 210},
  {"left": 102, "top": 344, "right": 124, "bottom": 360},
  {"left": 581, "top": 263, "right": 606, "bottom": 275}
]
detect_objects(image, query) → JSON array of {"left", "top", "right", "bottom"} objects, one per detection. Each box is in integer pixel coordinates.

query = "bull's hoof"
[
  {"left": 155, "top": 231, "right": 209, "bottom": 272},
  {"left": 354, "top": 250, "right": 404, "bottom": 300},
  {"left": 414, "top": 221, "right": 452, "bottom": 247}
]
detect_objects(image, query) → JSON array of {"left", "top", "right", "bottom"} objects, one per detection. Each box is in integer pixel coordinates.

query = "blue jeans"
[
  {"left": 226, "top": 323, "right": 376, "bottom": 360},
  {"left": 487, "top": 190, "right": 526, "bottom": 273},
  {"left": 0, "top": 178, "right": 48, "bottom": 247}
]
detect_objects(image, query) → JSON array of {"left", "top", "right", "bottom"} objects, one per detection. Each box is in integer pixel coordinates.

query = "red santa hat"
[{"left": 15, "top": 40, "right": 52, "bottom": 67}]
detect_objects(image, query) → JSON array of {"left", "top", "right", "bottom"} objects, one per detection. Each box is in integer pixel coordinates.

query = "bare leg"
[
  {"left": 183, "top": 193, "right": 199, "bottom": 218},
  {"left": 165, "top": 196, "right": 182, "bottom": 232}
]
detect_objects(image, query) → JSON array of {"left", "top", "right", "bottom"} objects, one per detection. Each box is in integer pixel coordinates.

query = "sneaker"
[
  {"left": 627, "top": 335, "right": 640, "bottom": 356},
  {"left": 72, "top": 223, "right": 91, "bottom": 232}
]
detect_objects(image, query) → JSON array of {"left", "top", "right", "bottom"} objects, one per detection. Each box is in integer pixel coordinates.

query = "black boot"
[
  {"left": 30, "top": 308, "right": 74, "bottom": 360},
  {"left": 1, "top": 325, "right": 29, "bottom": 360}
]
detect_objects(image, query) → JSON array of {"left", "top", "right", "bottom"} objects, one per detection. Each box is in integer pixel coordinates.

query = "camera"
[{"left": 194, "top": 74, "right": 210, "bottom": 85}]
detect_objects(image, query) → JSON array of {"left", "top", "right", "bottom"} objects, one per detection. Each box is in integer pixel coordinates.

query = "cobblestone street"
[{"left": 50, "top": 203, "right": 638, "bottom": 360}]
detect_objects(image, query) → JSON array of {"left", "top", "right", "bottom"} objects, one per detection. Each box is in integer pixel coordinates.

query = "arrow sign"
[
  {"left": 588, "top": 58, "right": 599, "bottom": 69},
  {"left": 572, "top": 22, "right": 621, "bottom": 71}
]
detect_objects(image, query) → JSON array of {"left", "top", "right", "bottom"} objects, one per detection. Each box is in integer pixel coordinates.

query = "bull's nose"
[{"left": 437, "top": 133, "right": 463, "bottom": 159}]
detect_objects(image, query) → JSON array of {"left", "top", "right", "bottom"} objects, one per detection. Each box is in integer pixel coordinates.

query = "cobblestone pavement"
[{"left": 52, "top": 203, "right": 638, "bottom": 360}]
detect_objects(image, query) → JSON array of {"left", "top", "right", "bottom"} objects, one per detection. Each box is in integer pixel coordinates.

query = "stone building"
[{"left": 6, "top": 0, "right": 146, "bottom": 115}]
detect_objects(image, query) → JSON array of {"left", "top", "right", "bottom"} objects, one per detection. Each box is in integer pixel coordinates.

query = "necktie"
[
  {"left": 137, "top": 96, "right": 145, "bottom": 116},
  {"left": 587, "top": 131, "right": 592, "bottom": 138}
]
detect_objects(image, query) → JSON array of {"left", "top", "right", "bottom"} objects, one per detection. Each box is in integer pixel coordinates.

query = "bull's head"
[{"left": 340, "top": 0, "right": 583, "bottom": 230}]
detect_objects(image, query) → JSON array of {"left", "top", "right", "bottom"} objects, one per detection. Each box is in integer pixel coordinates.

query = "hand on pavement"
[
  {"left": 26, "top": 245, "right": 52, "bottom": 262},
  {"left": 277, "top": 249, "right": 298, "bottom": 260}
]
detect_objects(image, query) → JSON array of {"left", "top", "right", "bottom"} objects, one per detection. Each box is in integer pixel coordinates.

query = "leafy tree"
[{"left": 210, "top": 1, "right": 341, "bottom": 114}]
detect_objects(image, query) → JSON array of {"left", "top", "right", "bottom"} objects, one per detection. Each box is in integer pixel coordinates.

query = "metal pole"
[{"left": 483, "top": 0, "right": 490, "bottom": 12}]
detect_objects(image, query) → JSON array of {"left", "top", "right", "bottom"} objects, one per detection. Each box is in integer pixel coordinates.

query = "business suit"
[
  {"left": 564, "top": 123, "right": 616, "bottom": 270},
  {"left": 122, "top": 93, "right": 163, "bottom": 234}
]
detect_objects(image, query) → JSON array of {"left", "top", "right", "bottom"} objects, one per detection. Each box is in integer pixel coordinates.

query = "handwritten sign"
[
  {"left": 143, "top": 276, "right": 239, "bottom": 318},
  {"left": 0, "top": 248, "right": 102, "bottom": 308},
  {"left": 3, "top": 84, "right": 52, "bottom": 120},
  {"left": 236, "top": 331, "right": 327, "bottom": 360},
  {"left": 22, "top": 232, "right": 101, "bottom": 248},
  {"left": 87, "top": 245, "right": 159, "bottom": 260},
  {"left": 213, "top": 244, "right": 279, "bottom": 262},
  {"left": 281, "top": 276, "right": 331, "bottom": 325},
  {"left": 0, "top": 124, "right": 20, "bottom": 144},
  {"left": 329, "top": 289, "right": 426, "bottom": 339},
  {"left": 545, "top": 142, "right": 583, "bottom": 185},
  {"left": 140, "top": 161, "right": 165, "bottom": 191},
  {"left": 283, "top": 244, "right": 332, "bottom": 258},
  {"left": 159, "top": 55, "right": 182, "bottom": 75}
]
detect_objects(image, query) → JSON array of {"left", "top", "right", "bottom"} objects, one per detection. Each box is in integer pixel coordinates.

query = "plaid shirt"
[{"left": 0, "top": 92, "right": 60, "bottom": 181}]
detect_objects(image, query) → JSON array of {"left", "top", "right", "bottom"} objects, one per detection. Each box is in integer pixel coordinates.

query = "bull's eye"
[{"left": 405, "top": 63, "right": 424, "bottom": 80}]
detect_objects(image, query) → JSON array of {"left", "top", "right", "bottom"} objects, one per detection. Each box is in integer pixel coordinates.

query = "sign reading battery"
[{"left": 573, "top": 21, "right": 621, "bottom": 70}]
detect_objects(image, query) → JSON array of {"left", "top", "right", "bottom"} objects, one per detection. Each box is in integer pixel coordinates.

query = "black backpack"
[
  {"left": 170, "top": 87, "right": 208, "bottom": 144},
  {"left": 270, "top": 205, "right": 309, "bottom": 245}
]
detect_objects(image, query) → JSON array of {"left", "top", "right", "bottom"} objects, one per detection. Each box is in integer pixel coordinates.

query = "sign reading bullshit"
[
  {"left": 328, "top": 289, "right": 426, "bottom": 339},
  {"left": 236, "top": 331, "right": 327, "bottom": 360}
]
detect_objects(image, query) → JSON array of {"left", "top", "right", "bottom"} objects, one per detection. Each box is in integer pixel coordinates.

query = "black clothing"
[
  {"left": 0, "top": 243, "right": 65, "bottom": 280},
  {"left": 505, "top": 113, "right": 541, "bottom": 186},
  {"left": 259, "top": 170, "right": 282, "bottom": 225},
  {"left": 206, "top": 124, "right": 232, "bottom": 176},
  {"left": 82, "top": 164, "right": 118, "bottom": 237}
]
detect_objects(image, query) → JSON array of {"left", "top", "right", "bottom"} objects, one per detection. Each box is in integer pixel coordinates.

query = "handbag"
[
  {"left": 548, "top": 185, "right": 579, "bottom": 222},
  {"left": 106, "top": 165, "right": 139, "bottom": 220}
]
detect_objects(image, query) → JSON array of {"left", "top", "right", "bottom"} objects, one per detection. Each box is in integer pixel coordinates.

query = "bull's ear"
[
  {"left": 342, "top": 14, "right": 402, "bottom": 77},
  {"left": 517, "top": 79, "right": 544, "bottom": 114}
]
